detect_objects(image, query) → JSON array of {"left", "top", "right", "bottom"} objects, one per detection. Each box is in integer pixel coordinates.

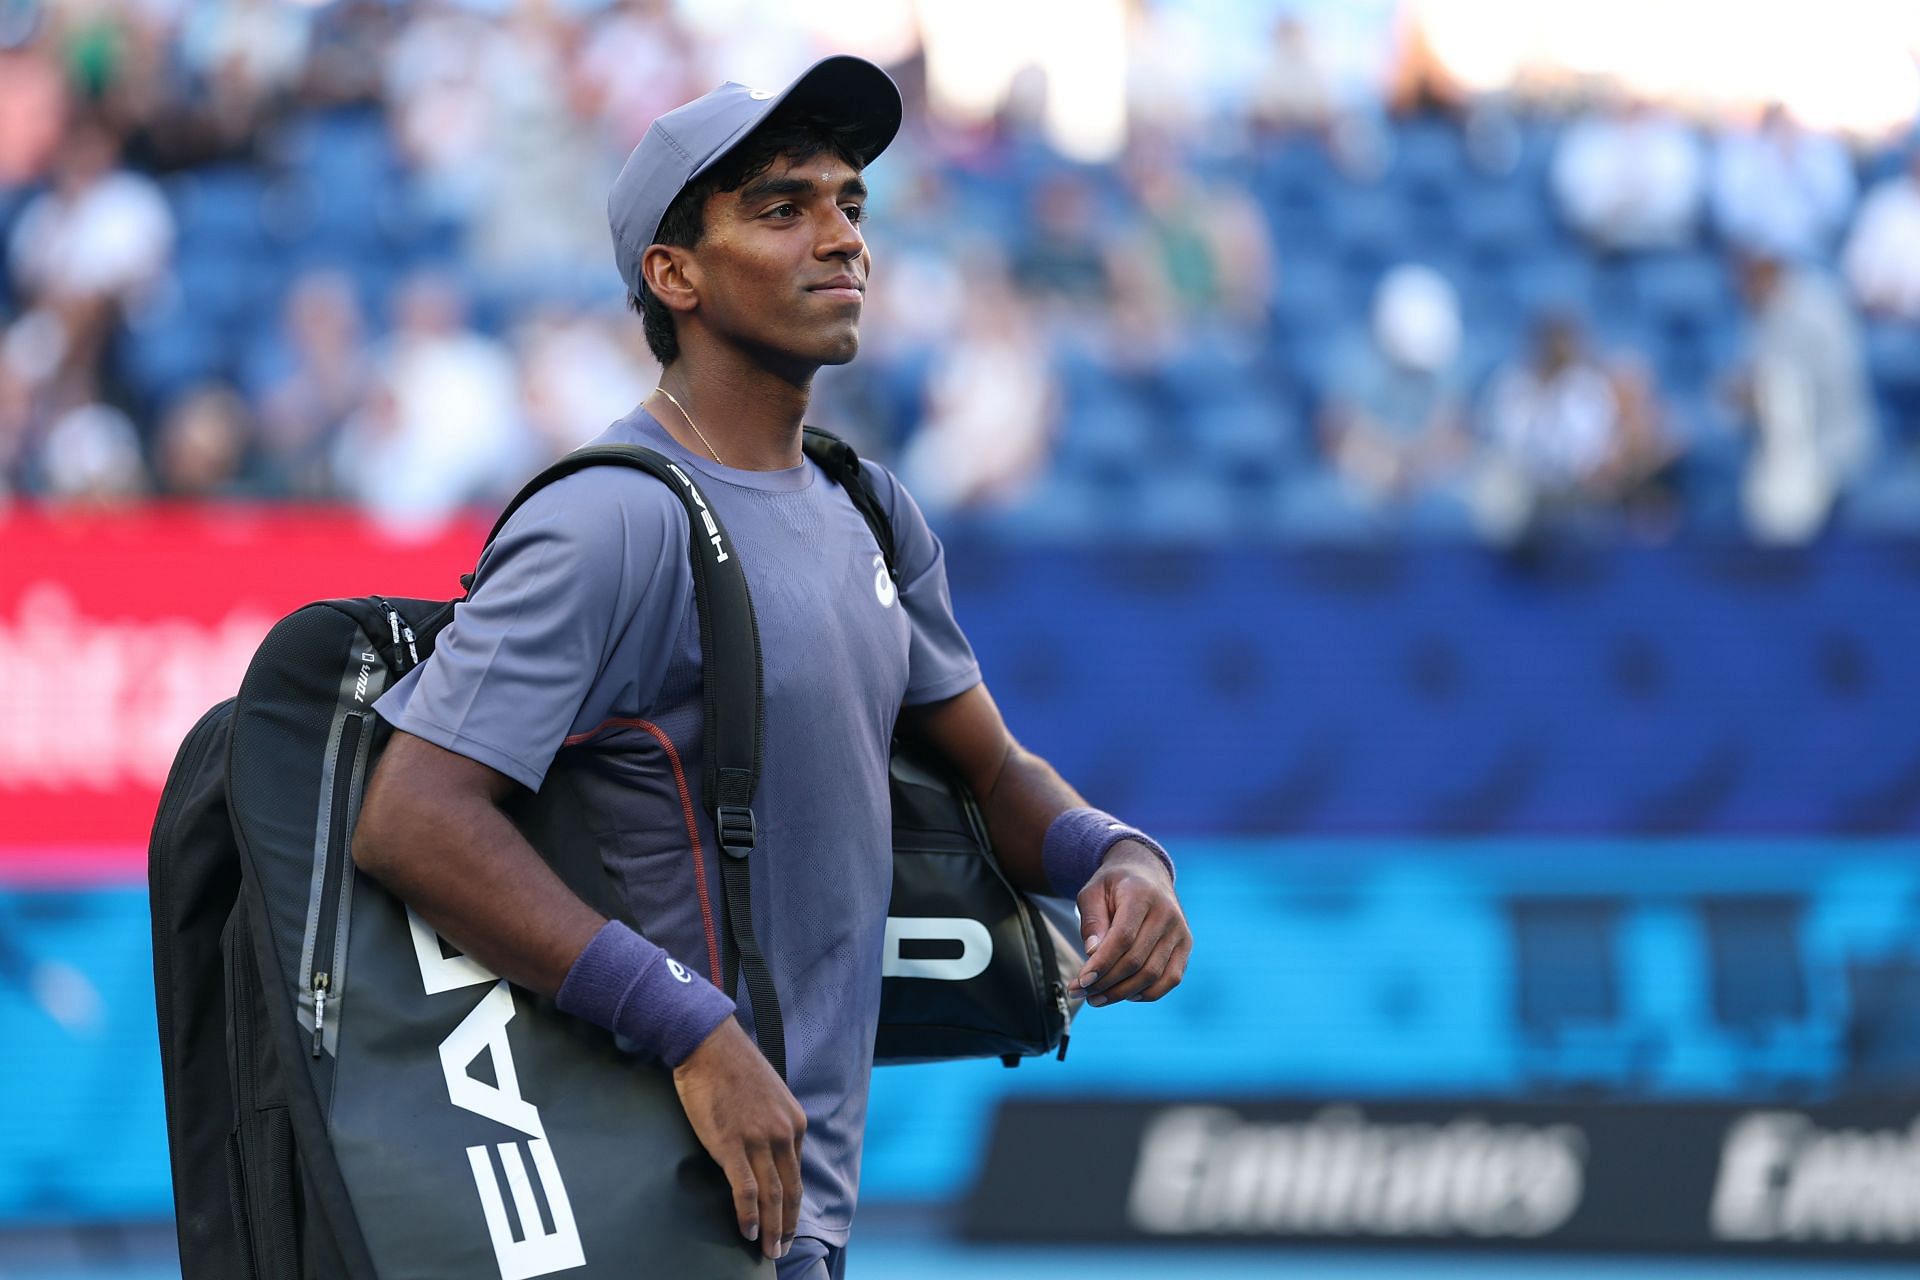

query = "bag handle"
[{"left": 473, "top": 445, "right": 785, "bottom": 1079}]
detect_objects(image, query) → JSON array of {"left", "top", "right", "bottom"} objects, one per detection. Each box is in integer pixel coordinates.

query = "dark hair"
[{"left": 634, "top": 113, "right": 869, "bottom": 366}]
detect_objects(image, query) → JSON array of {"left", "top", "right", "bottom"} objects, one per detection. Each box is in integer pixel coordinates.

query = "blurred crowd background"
[
  {"left": 7, "top": 5, "right": 1920, "bottom": 1275},
  {"left": 4, "top": 0, "right": 1920, "bottom": 545}
]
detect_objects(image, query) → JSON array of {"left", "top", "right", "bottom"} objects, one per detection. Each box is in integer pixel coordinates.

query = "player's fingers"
[
  {"left": 1112, "top": 930, "right": 1186, "bottom": 1003},
  {"left": 1099, "top": 926, "right": 1178, "bottom": 1002},
  {"left": 725, "top": 1155, "right": 760, "bottom": 1244},
  {"left": 775, "top": 1128, "right": 802, "bottom": 1256},
  {"left": 1075, "top": 881, "right": 1111, "bottom": 961},
  {"left": 750, "top": 1144, "right": 783, "bottom": 1259},
  {"left": 1135, "top": 935, "right": 1194, "bottom": 1002},
  {"left": 1079, "top": 892, "right": 1148, "bottom": 991},
  {"left": 1087, "top": 907, "right": 1170, "bottom": 1002}
]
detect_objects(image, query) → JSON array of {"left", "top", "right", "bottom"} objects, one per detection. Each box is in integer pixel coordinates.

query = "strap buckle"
[{"left": 717, "top": 805, "right": 757, "bottom": 858}]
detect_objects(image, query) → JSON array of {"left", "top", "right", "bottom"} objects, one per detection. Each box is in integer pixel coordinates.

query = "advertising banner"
[
  {"left": 966, "top": 1096, "right": 1920, "bottom": 1259},
  {"left": 0, "top": 507, "right": 482, "bottom": 878}
]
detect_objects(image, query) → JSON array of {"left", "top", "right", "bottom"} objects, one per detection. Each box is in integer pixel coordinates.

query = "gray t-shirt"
[{"left": 374, "top": 408, "right": 981, "bottom": 1243}]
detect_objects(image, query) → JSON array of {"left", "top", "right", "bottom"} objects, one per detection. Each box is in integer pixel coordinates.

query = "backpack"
[{"left": 148, "top": 430, "right": 1078, "bottom": 1278}]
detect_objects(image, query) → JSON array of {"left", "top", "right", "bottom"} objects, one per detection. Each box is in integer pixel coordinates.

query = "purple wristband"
[
  {"left": 1042, "top": 807, "right": 1176, "bottom": 898},
  {"left": 555, "top": 920, "right": 735, "bottom": 1068}
]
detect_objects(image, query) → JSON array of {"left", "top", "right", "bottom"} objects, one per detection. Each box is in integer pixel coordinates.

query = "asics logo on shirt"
[{"left": 873, "top": 554, "right": 896, "bottom": 609}]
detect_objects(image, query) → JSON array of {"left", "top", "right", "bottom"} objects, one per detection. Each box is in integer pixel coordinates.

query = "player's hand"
[
  {"left": 1073, "top": 842, "right": 1191, "bottom": 1005},
  {"left": 672, "top": 1017, "right": 807, "bottom": 1260}
]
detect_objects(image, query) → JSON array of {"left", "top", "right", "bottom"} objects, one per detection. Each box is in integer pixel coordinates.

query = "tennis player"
[{"left": 354, "top": 55, "right": 1190, "bottom": 1280}]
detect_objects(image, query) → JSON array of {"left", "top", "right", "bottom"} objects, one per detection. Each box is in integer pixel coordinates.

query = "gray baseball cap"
[{"left": 608, "top": 55, "right": 903, "bottom": 301}]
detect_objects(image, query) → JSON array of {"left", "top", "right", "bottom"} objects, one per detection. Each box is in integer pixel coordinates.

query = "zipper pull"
[
  {"left": 401, "top": 624, "right": 419, "bottom": 667},
  {"left": 311, "top": 972, "right": 330, "bottom": 1057},
  {"left": 386, "top": 608, "right": 401, "bottom": 648},
  {"left": 1055, "top": 983, "right": 1071, "bottom": 1062}
]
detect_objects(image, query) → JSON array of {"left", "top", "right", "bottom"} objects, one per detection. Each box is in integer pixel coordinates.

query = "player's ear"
[{"left": 642, "top": 244, "right": 700, "bottom": 315}]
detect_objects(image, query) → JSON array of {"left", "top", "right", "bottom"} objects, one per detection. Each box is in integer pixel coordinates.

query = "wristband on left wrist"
[{"left": 1041, "top": 806, "right": 1175, "bottom": 898}]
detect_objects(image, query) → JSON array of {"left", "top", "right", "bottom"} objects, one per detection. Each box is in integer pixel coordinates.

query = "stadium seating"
[{"left": 93, "top": 112, "right": 1916, "bottom": 534}]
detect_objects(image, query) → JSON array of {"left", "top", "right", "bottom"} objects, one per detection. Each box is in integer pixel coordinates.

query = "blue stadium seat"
[
  {"left": 172, "top": 239, "right": 276, "bottom": 332},
  {"left": 1187, "top": 395, "right": 1303, "bottom": 481},
  {"left": 1055, "top": 387, "right": 1155, "bottom": 479},
  {"left": 1392, "top": 116, "right": 1468, "bottom": 189},
  {"left": 980, "top": 469, "right": 1107, "bottom": 541},
  {"left": 1457, "top": 178, "right": 1556, "bottom": 262},
  {"left": 1255, "top": 137, "right": 1339, "bottom": 199},
  {"left": 165, "top": 166, "right": 269, "bottom": 249},
  {"left": 120, "top": 308, "right": 225, "bottom": 408},
  {"left": 1271, "top": 254, "right": 1343, "bottom": 327},
  {"left": 1508, "top": 250, "right": 1598, "bottom": 317},
  {"left": 1329, "top": 179, "right": 1410, "bottom": 261},
  {"left": 1629, "top": 250, "right": 1734, "bottom": 330},
  {"left": 1129, "top": 464, "right": 1241, "bottom": 540},
  {"left": 1865, "top": 321, "right": 1920, "bottom": 447},
  {"left": 276, "top": 108, "right": 399, "bottom": 184}
]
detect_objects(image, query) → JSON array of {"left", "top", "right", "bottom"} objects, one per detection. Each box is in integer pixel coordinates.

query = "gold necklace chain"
[{"left": 653, "top": 385, "right": 725, "bottom": 468}]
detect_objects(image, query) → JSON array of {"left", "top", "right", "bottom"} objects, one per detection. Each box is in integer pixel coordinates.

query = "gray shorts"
[{"left": 775, "top": 1235, "right": 846, "bottom": 1280}]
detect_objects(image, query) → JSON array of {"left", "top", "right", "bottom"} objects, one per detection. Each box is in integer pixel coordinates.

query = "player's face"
[{"left": 694, "top": 152, "right": 872, "bottom": 375}]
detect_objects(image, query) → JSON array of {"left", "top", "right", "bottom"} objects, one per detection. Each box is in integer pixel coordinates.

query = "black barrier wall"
[{"left": 965, "top": 1097, "right": 1920, "bottom": 1259}]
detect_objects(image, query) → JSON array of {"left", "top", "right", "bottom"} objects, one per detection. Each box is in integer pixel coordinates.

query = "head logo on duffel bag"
[{"left": 408, "top": 907, "right": 587, "bottom": 1279}]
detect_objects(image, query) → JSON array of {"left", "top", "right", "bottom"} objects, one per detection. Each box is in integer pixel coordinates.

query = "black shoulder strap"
[
  {"left": 475, "top": 445, "right": 784, "bottom": 1078},
  {"left": 802, "top": 426, "right": 897, "bottom": 582}
]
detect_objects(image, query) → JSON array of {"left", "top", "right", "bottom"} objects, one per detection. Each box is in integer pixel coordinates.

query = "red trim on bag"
[{"left": 561, "top": 718, "right": 723, "bottom": 986}]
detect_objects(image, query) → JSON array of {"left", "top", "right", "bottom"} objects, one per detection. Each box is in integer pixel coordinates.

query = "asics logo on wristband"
[{"left": 666, "top": 959, "right": 692, "bottom": 984}]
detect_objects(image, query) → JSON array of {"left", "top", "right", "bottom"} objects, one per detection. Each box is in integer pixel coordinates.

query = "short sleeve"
[
  {"left": 374, "top": 468, "right": 690, "bottom": 790},
  {"left": 864, "top": 460, "right": 982, "bottom": 705}
]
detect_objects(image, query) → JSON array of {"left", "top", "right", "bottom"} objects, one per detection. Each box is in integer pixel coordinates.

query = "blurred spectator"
[
  {"left": 898, "top": 261, "right": 1055, "bottom": 513},
  {"left": 299, "top": 0, "right": 400, "bottom": 109},
  {"left": 1551, "top": 96, "right": 1704, "bottom": 252},
  {"left": 0, "top": 318, "right": 43, "bottom": 497},
  {"left": 331, "top": 273, "right": 526, "bottom": 522},
  {"left": 1317, "top": 265, "right": 1471, "bottom": 517},
  {"left": 0, "top": 0, "right": 1909, "bottom": 551},
  {"left": 0, "top": 15, "right": 66, "bottom": 189},
  {"left": 258, "top": 270, "right": 372, "bottom": 498},
  {"left": 1711, "top": 104, "right": 1855, "bottom": 261},
  {"left": 6, "top": 117, "right": 173, "bottom": 400},
  {"left": 36, "top": 402, "right": 148, "bottom": 503},
  {"left": 1012, "top": 173, "right": 1115, "bottom": 311},
  {"left": 381, "top": 2, "right": 497, "bottom": 219},
  {"left": 1732, "top": 253, "right": 1875, "bottom": 544},
  {"left": 465, "top": 4, "right": 610, "bottom": 285},
  {"left": 177, "top": 0, "right": 312, "bottom": 111},
  {"left": 1109, "top": 144, "right": 1272, "bottom": 350},
  {"left": 1477, "top": 315, "right": 1670, "bottom": 539},
  {"left": 516, "top": 308, "right": 654, "bottom": 462},
  {"left": 1249, "top": 16, "right": 1335, "bottom": 136},
  {"left": 1841, "top": 147, "right": 1920, "bottom": 321},
  {"left": 95, "top": 0, "right": 315, "bottom": 171},
  {"left": 155, "top": 382, "right": 258, "bottom": 498},
  {"left": 578, "top": 0, "right": 705, "bottom": 152}
]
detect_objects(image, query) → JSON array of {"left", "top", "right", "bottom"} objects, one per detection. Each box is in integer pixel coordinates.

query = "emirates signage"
[
  {"left": 0, "top": 506, "right": 482, "bottom": 878},
  {"left": 965, "top": 1096, "right": 1920, "bottom": 1259}
]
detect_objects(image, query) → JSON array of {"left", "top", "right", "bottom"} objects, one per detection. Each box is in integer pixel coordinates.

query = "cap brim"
[{"left": 696, "top": 55, "right": 903, "bottom": 185}]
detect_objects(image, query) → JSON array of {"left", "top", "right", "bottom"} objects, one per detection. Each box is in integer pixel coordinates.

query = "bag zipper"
[
  {"left": 371, "top": 598, "right": 420, "bottom": 673},
  {"left": 308, "top": 711, "right": 363, "bottom": 1056}
]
